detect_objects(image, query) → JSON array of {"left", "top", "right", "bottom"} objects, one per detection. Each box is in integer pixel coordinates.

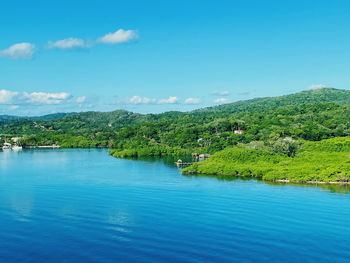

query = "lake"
[{"left": 0, "top": 149, "right": 350, "bottom": 262}]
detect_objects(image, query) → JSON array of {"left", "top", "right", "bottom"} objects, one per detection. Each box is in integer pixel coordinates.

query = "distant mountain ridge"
[
  {"left": 0, "top": 112, "right": 76, "bottom": 122},
  {"left": 197, "top": 88, "right": 350, "bottom": 113}
]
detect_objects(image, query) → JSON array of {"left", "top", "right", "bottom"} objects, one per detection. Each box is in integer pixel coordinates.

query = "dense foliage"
[
  {"left": 109, "top": 146, "right": 193, "bottom": 158},
  {"left": 2, "top": 88, "right": 350, "bottom": 154},
  {"left": 183, "top": 137, "right": 350, "bottom": 183}
]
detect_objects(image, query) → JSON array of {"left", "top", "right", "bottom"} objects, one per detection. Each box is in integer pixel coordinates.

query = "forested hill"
[
  {"left": 0, "top": 112, "right": 75, "bottom": 122},
  {"left": 198, "top": 88, "right": 350, "bottom": 114},
  {"left": 1, "top": 88, "right": 350, "bottom": 150}
]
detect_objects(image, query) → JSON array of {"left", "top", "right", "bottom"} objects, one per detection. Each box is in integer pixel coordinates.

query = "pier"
[{"left": 175, "top": 161, "right": 195, "bottom": 168}]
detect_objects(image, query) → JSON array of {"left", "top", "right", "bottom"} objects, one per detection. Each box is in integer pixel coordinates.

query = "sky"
[{"left": 1, "top": 0, "right": 350, "bottom": 116}]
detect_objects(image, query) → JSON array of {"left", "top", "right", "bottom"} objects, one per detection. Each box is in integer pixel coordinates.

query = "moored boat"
[
  {"left": 2, "top": 143, "right": 11, "bottom": 150},
  {"left": 12, "top": 145, "right": 23, "bottom": 151}
]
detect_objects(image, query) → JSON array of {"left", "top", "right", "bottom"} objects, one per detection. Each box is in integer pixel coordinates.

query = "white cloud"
[
  {"left": 184, "top": 97, "right": 201, "bottom": 104},
  {"left": 214, "top": 98, "right": 230, "bottom": 104},
  {"left": 158, "top": 96, "right": 179, "bottom": 104},
  {"left": 8, "top": 105, "right": 19, "bottom": 110},
  {"left": 76, "top": 96, "right": 87, "bottom": 103},
  {"left": 0, "top": 90, "right": 19, "bottom": 104},
  {"left": 22, "top": 92, "right": 71, "bottom": 105},
  {"left": 47, "top": 38, "right": 88, "bottom": 50},
  {"left": 213, "top": 90, "right": 230, "bottom": 96},
  {"left": 0, "top": 90, "right": 76, "bottom": 105},
  {"left": 112, "top": 95, "right": 184, "bottom": 105},
  {"left": 98, "top": 29, "right": 138, "bottom": 44},
  {"left": 307, "top": 84, "right": 328, "bottom": 90},
  {"left": 0, "top": 43, "right": 35, "bottom": 60},
  {"left": 128, "top": 96, "right": 156, "bottom": 104}
]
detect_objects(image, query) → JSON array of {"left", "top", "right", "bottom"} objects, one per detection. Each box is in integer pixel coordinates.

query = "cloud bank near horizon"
[
  {"left": 0, "top": 89, "right": 73, "bottom": 105},
  {"left": 307, "top": 84, "right": 328, "bottom": 90},
  {"left": 112, "top": 96, "right": 204, "bottom": 105},
  {"left": 214, "top": 98, "right": 230, "bottom": 104},
  {"left": 0, "top": 84, "right": 332, "bottom": 115},
  {"left": 0, "top": 90, "right": 94, "bottom": 113}
]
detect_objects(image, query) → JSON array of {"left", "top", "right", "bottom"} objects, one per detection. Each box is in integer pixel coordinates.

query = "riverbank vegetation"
[
  {"left": 109, "top": 146, "right": 193, "bottom": 158},
  {"left": 183, "top": 137, "right": 350, "bottom": 183}
]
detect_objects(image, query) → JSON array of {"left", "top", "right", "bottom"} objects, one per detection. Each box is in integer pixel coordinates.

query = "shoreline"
[
  {"left": 22, "top": 146, "right": 109, "bottom": 149},
  {"left": 182, "top": 171, "right": 350, "bottom": 185},
  {"left": 24, "top": 145, "right": 61, "bottom": 149},
  {"left": 273, "top": 179, "right": 350, "bottom": 185}
]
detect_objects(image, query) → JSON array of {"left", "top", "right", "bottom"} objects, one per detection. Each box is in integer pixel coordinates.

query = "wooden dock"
[
  {"left": 175, "top": 154, "right": 211, "bottom": 168},
  {"left": 174, "top": 161, "right": 195, "bottom": 168}
]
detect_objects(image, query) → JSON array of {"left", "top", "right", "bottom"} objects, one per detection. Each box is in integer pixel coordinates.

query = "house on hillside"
[
  {"left": 11, "top": 137, "right": 21, "bottom": 143},
  {"left": 234, "top": 130, "right": 244, "bottom": 135},
  {"left": 199, "top": 154, "right": 211, "bottom": 160}
]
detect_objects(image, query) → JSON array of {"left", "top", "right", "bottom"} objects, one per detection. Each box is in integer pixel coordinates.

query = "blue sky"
[{"left": 1, "top": 0, "right": 350, "bottom": 115}]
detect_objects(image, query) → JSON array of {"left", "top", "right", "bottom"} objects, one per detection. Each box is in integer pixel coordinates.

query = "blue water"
[{"left": 0, "top": 149, "right": 350, "bottom": 262}]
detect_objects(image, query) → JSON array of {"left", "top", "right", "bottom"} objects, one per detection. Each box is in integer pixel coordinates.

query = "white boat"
[
  {"left": 12, "top": 145, "right": 23, "bottom": 151},
  {"left": 2, "top": 142, "right": 11, "bottom": 150}
]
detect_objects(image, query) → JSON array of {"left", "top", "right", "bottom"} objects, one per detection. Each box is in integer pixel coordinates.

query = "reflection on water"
[
  {"left": 184, "top": 173, "right": 350, "bottom": 194},
  {"left": 8, "top": 193, "right": 34, "bottom": 222},
  {"left": 106, "top": 209, "right": 134, "bottom": 242},
  {"left": 265, "top": 180, "right": 350, "bottom": 194},
  {"left": 120, "top": 155, "right": 194, "bottom": 167}
]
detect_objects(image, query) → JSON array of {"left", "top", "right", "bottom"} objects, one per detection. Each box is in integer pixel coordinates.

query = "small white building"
[{"left": 234, "top": 130, "right": 244, "bottom": 135}]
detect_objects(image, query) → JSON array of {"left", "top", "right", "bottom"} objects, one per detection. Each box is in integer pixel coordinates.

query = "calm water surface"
[{"left": 0, "top": 149, "right": 350, "bottom": 262}]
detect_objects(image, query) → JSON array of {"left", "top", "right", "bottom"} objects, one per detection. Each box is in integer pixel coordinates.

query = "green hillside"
[
  {"left": 1, "top": 88, "right": 350, "bottom": 151},
  {"left": 200, "top": 88, "right": 350, "bottom": 114}
]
